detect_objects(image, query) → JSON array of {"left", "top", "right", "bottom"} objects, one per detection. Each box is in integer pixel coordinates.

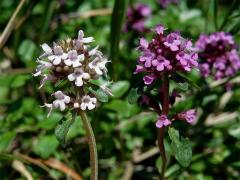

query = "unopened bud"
[
  {"left": 56, "top": 66, "right": 62, "bottom": 72},
  {"left": 74, "top": 102, "right": 80, "bottom": 108},
  {"left": 63, "top": 65, "right": 70, "bottom": 71}
]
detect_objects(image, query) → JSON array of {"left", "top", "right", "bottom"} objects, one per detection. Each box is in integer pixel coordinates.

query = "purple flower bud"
[{"left": 155, "top": 25, "right": 165, "bottom": 35}]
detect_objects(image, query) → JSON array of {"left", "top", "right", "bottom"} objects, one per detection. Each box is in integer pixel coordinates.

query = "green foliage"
[
  {"left": 127, "top": 88, "right": 139, "bottom": 104},
  {"left": 18, "top": 40, "right": 37, "bottom": 64},
  {"left": 54, "top": 112, "right": 74, "bottom": 146},
  {"left": 168, "top": 127, "right": 192, "bottom": 167},
  {"left": 89, "top": 87, "right": 109, "bottom": 102},
  {"left": 0, "top": 131, "right": 16, "bottom": 152},
  {"left": 110, "top": 80, "right": 130, "bottom": 98},
  {"left": 33, "top": 135, "right": 59, "bottom": 159},
  {"left": 110, "top": 0, "right": 129, "bottom": 70}
]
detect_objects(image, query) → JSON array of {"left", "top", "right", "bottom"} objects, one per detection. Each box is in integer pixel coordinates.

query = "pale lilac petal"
[
  {"left": 68, "top": 74, "right": 76, "bottom": 81},
  {"left": 82, "top": 37, "right": 94, "bottom": 43},
  {"left": 41, "top": 43, "right": 52, "bottom": 54},
  {"left": 53, "top": 56, "right": 61, "bottom": 65},
  {"left": 75, "top": 77, "right": 83, "bottom": 86}
]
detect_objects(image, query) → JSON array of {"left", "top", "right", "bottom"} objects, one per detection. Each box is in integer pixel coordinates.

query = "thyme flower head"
[
  {"left": 34, "top": 30, "right": 111, "bottom": 116},
  {"left": 196, "top": 32, "right": 240, "bottom": 80},
  {"left": 135, "top": 24, "right": 198, "bottom": 85}
]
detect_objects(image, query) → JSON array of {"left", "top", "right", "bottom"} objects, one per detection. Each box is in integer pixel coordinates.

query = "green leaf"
[
  {"left": 229, "top": 20, "right": 240, "bottom": 34},
  {"left": 168, "top": 127, "right": 180, "bottom": 143},
  {"left": 37, "top": 113, "right": 62, "bottom": 130},
  {"left": 168, "top": 127, "right": 192, "bottom": 167},
  {"left": 219, "top": 0, "right": 238, "bottom": 30},
  {"left": 18, "top": 40, "right": 37, "bottom": 62},
  {"left": 33, "top": 135, "right": 59, "bottom": 158},
  {"left": 127, "top": 88, "right": 139, "bottom": 104},
  {"left": 173, "top": 138, "right": 192, "bottom": 167},
  {"left": 110, "top": 0, "right": 129, "bottom": 74},
  {"left": 176, "top": 81, "right": 189, "bottom": 92},
  {"left": 55, "top": 112, "right": 74, "bottom": 146},
  {"left": 10, "top": 75, "right": 30, "bottom": 88},
  {"left": 228, "top": 123, "right": 240, "bottom": 139},
  {"left": 0, "top": 131, "right": 16, "bottom": 151},
  {"left": 0, "top": 75, "right": 14, "bottom": 87},
  {"left": 179, "top": 9, "right": 201, "bottom": 23},
  {"left": 104, "top": 99, "right": 139, "bottom": 118},
  {"left": 110, "top": 81, "right": 130, "bottom": 98},
  {"left": 175, "top": 72, "right": 201, "bottom": 90},
  {"left": 89, "top": 88, "right": 109, "bottom": 102}
]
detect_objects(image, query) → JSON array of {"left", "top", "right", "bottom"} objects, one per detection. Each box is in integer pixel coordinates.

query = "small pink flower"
[
  {"left": 156, "top": 115, "right": 171, "bottom": 128},
  {"left": 177, "top": 109, "right": 197, "bottom": 124}
]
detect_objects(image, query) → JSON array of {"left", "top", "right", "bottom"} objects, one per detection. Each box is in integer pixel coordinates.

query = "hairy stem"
[
  {"left": 158, "top": 74, "right": 169, "bottom": 180},
  {"left": 79, "top": 111, "right": 98, "bottom": 180}
]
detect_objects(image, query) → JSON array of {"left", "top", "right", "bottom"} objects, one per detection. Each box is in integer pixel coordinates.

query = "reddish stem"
[{"left": 157, "top": 74, "right": 169, "bottom": 180}]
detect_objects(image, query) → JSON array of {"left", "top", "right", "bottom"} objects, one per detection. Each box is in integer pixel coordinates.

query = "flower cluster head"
[
  {"left": 135, "top": 24, "right": 198, "bottom": 85},
  {"left": 196, "top": 32, "right": 240, "bottom": 80},
  {"left": 34, "top": 30, "right": 111, "bottom": 116},
  {"left": 125, "top": 3, "right": 151, "bottom": 33},
  {"left": 157, "top": 0, "right": 179, "bottom": 8}
]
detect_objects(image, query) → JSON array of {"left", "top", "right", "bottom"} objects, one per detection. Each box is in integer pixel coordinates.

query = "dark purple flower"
[
  {"left": 135, "top": 24, "right": 198, "bottom": 85},
  {"left": 125, "top": 4, "right": 151, "bottom": 33},
  {"left": 196, "top": 32, "right": 240, "bottom": 80},
  {"left": 177, "top": 109, "right": 196, "bottom": 124},
  {"left": 158, "top": 0, "right": 179, "bottom": 8},
  {"left": 156, "top": 115, "right": 171, "bottom": 128}
]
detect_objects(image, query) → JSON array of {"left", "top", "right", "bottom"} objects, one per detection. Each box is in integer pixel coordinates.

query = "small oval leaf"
[{"left": 55, "top": 112, "right": 74, "bottom": 147}]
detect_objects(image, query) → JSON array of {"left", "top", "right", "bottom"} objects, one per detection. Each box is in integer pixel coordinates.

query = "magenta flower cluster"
[
  {"left": 135, "top": 25, "right": 198, "bottom": 85},
  {"left": 196, "top": 32, "right": 240, "bottom": 80},
  {"left": 125, "top": 4, "right": 151, "bottom": 33}
]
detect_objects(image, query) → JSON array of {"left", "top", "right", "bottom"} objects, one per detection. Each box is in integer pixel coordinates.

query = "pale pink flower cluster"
[{"left": 34, "top": 30, "right": 110, "bottom": 116}]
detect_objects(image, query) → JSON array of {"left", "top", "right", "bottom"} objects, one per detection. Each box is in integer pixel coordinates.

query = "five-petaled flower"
[
  {"left": 64, "top": 50, "right": 84, "bottom": 67},
  {"left": 80, "top": 95, "right": 97, "bottom": 110},
  {"left": 44, "top": 91, "right": 70, "bottom": 117},
  {"left": 48, "top": 45, "right": 68, "bottom": 65},
  {"left": 68, "top": 68, "right": 90, "bottom": 87}
]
